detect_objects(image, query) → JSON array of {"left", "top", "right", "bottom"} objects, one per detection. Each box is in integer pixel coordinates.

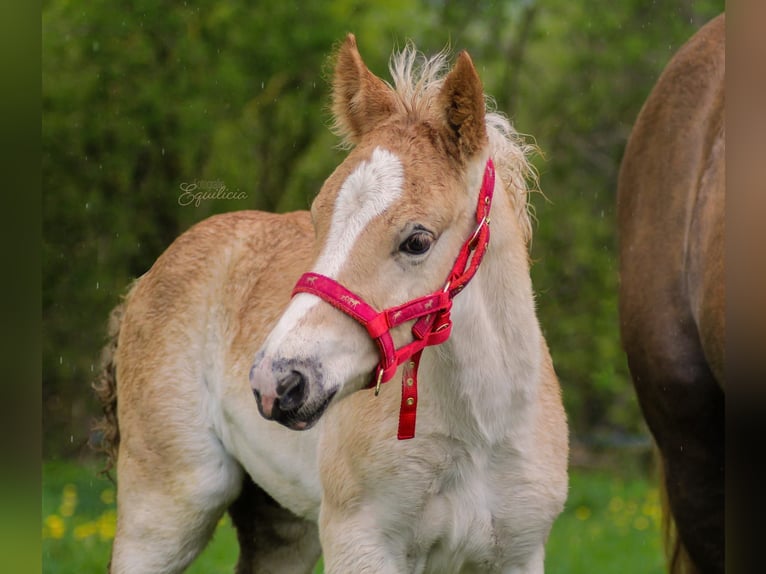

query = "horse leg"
[
  {"left": 228, "top": 475, "right": 321, "bottom": 574},
  {"left": 319, "top": 506, "right": 402, "bottom": 574},
  {"left": 660, "top": 406, "right": 724, "bottom": 574},
  {"left": 108, "top": 425, "right": 243, "bottom": 573},
  {"left": 503, "top": 545, "right": 544, "bottom": 574},
  {"left": 631, "top": 359, "right": 724, "bottom": 574}
]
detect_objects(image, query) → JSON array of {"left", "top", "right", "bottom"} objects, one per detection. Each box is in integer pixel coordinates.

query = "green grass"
[
  {"left": 545, "top": 470, "right": 664, "bottom": 573},
  {"left": 43, "top": 460, "right": 663, "bottom": 573}
]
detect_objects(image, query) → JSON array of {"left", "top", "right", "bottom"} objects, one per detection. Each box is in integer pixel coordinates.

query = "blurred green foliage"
[{"left": 42, "top": 1, "right": 724, "bottom": 456}]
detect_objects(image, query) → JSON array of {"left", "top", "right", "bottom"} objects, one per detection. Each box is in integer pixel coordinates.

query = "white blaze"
[
  {"left": 314, "top": 146, "right": 405, "bottom": 278},
  {"left": 263, "top": 147, "right": 404, "bottom": 348}
]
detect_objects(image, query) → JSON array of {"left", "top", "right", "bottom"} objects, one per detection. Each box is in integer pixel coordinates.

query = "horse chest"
[{"left": 405, "top": 456, "right": 528, "bottom": 572}]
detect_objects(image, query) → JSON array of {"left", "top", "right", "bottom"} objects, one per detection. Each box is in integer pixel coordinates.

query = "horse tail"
[
  {"left": 91, "top": 282, "right": 136, "bottom": 481},
  {"left": 657, "top": 452, "right": 698, "bottom": 574}
]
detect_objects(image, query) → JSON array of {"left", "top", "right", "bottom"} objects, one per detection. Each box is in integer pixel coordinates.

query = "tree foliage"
[{"left": 43, "top": 0, "right": 724, "bottom": 456}]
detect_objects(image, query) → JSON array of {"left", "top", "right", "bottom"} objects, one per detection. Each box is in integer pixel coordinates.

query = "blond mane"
[{"left": 334, "top": 43, "right": 537, "bottom": 244}]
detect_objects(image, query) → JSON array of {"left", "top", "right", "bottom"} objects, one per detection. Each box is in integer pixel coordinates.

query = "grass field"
[{"left": 42, "top": 459, "right": 664, "bottom": 573}]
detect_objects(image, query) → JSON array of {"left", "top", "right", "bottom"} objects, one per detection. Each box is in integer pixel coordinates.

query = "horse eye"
[{"left": 399, "top": 231, "right": 433, "bottom": 256}]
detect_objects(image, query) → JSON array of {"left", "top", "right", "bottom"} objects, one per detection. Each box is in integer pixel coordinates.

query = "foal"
[{"left": 96, "top": 35, "right": 568, "bottom": 574}]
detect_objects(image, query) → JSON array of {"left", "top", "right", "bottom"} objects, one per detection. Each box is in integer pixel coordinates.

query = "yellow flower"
[
  {"left": 633, "top": 516, "right": 650, "bottom": 530},
  {"left": 100, "top": 488, "right": 115, "bottom": 505},
  {"left": 59, "top": 484, "right": 78, "bottom": 517},
  {"left": 642, "top": 502, "right": 658, "bottom": 517},
  {"left": 74, "top": 521, "right": 99, "bottom": 540},
  {"left": 575, "top": 505, "right": 591, "bottom": 521},
  {"left": 43, "top": 514, "right": 66, "bottom": 539},
  {"left": 98, "top": 509, "right": 117, "bottom": 541},
  {"left": 608, "top": 497, "right": 624, "bottom": 513}
]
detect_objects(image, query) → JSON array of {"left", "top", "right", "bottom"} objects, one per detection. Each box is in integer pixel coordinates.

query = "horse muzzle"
[{"left": 249, "top": 354, "right": 333, "bottom": 430}]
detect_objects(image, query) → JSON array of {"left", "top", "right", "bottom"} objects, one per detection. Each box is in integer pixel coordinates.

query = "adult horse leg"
[
  {"left": 628, "top": 350, "right": 724, "bottom": 574},
  {"left": 228, "top": 476, "right": 321, "bottom": 574}
]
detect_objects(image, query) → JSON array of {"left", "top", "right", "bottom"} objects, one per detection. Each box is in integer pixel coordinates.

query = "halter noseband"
[{"left": 292, "top": 159, "right": 495, "bottom": 439}]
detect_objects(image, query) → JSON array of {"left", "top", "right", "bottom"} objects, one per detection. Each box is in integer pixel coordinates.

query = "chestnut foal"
[{"left": 96, "top": 36, "right": 568, "bottom": 573}]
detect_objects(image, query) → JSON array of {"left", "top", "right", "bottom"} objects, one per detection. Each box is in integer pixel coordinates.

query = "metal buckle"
[
  {"left": 435, "top": 321, "right": 450, "bottom": 332},
  {"left": 468, "top": 216, "right": 487, "bottom": 247},
  {"left": 374, "top": 368, "right": 384, "bottom": 396}
]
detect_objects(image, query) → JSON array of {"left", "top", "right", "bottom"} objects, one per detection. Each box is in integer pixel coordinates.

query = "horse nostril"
[{"left": 276, "top": 370, "right": 308, "bottom": 412}]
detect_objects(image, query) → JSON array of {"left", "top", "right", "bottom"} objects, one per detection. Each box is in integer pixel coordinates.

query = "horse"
[
  {"left": 94, "top": 35, "right": 568, "bottom": 574},
  {"left": 617, "top": 14, "right": 724, "bottom": 574}
]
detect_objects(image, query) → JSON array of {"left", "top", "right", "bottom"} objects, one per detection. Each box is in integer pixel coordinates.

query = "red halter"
[{"left": 292, "top": 159, "right": 495, "bottom": 439}]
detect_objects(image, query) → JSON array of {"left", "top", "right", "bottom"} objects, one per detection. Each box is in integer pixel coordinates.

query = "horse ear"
[
  {"left": 438, "top": 51, "right": 487, "bottom": 160},
  {"left": 332, "top": 34, "right": 397, "bottom": 144}
]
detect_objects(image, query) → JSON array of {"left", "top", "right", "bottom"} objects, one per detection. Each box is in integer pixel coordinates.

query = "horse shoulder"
[{"left": 116, "top": 209, "right": 315, "bottom": 471}]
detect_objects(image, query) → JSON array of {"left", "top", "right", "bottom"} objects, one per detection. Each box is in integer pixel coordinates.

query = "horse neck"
[{"left": 421, "top": 187, "right": 543, "bottom": 443}]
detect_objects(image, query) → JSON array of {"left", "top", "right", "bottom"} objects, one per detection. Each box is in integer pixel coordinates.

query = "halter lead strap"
[{"left": 292, "top": 158, "right": 495, "bottom": 439}]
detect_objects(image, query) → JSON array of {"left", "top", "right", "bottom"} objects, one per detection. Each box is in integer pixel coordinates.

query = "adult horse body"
[
  {"left": 617, "top": 15, "right": 724, "bottom": 574},
  {"left": 97, "top": 36, "right": 568, "bottom": 573}
]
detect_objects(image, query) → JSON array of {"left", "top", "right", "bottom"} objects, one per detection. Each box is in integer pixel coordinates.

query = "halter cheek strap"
[{"left": 292, "top": 159, "right": 495, "bottom": 439}]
